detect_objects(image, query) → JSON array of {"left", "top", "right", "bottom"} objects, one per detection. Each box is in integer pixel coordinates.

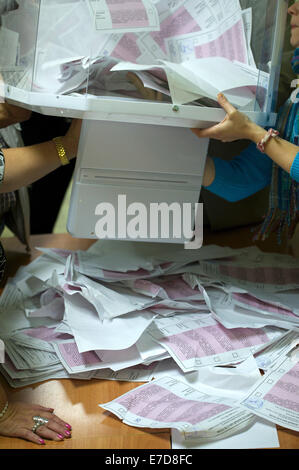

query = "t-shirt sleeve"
[
  {"left": 290, "top": 151, "right": 299, "bottom": 183},
  {"left": 205, "top": 143, "right": 273, "bottom": 202}
]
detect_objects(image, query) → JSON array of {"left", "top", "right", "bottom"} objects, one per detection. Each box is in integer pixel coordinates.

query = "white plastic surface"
[{"left": 68, "top": 120, "right": 208, "bottom": 242}]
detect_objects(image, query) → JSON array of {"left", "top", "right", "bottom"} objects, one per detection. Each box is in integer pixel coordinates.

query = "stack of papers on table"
[
  {"left": 0, "top": 241, "right": 298, "bottom": 448},
  {"left": 0, "top": 0, "right": 268, "bottom": 108}
]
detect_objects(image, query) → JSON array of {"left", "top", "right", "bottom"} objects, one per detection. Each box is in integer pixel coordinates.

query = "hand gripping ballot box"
[{"left": 0, "top": 0, "right": 289, "bottom": 244}]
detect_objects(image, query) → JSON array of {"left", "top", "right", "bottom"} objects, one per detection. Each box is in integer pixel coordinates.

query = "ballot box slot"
[
  {"left": 79, "top": 169, "right": 201, "bottom": 188},
  {"left": 93, "top": 176, "right": 186, "bottom": 184}
]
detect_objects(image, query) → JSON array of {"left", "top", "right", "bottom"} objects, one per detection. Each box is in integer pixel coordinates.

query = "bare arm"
[
  {"left": 242, "top": 125, "right": 298, "bottom": 175},
  {"left": 0, "top": 119, "right": 82, "bottom": 193},
  {"left": 193, "top": 94, "right": 299, "bottom": 176},
  {"left": 0, "top": 102, "right": 32, "bottom": 128},
  {"left": 202, "top": 156, "right": 215, "bottom": 186}
]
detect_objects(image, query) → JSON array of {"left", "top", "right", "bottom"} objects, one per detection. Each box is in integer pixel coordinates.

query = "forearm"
[
  {"left": 246, "top": 123, "right": 299, "bottom": 174},
  {"left": 193, "top": 94, "right": 299, "bottom": 177},
  {"left": 0, "top": 103, "right": 32, "bottom": 129},
  {"left": 202, "top": 156, "right": 215, "bottom": 186},
  {"left": 202, "top": 126, "right": 298, "bottom": 188},
  {"left": 1, "top": 136, "right": 76, "bottom": 193}
]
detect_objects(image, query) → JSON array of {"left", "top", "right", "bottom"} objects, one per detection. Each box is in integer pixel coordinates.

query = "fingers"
[
  {"left": 127, "top": 71, "right": 142, "bottom": 87},
  {"left": 34, "top": 410, "right": 72, "bottom": 433},
  {"left": 50, "top": 413, "right": 72, "bottom": 433},
  {"left": 29, "top": 407, "right": 72, "bottom": 442},
  {"left": 35, "top": 416, "right": 72, "bottom": 442},
  {"left": 217, "top": 93, "right": 236, "bottom": 115},
  {"left": 192, "top": 93, "right": 236, "bottom": 139},
  {"left": 191, "top": 126, "right": 218, "bottom": 139},
  {"left": 34, "top": 405, "right": 55, "bottom": 413},
  {"left": 22, "top": 417, "right": 72, "bottom": 445},
  {"left": 127, "top": 72, "right": 161, "bottom": 101},
  {"left": 0, "top": 401, "right": 72, "bottom": 445},
  {"left": 36, "top": 424, "right": 70, "bottom": 442},
  {"left": 17, "top": 428, "right": 46, "bottom": 446},
  {"left": 127, "top": 72, "right": 144, "bottom": 95}
]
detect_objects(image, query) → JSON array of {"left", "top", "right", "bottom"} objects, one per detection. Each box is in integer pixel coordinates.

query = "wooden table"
[{"left": 0, "top": 227, "right": 298, "bottom": 450}]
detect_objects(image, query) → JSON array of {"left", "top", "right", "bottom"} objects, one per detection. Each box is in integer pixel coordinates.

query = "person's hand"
[
  {"left": 0, "top": 401, "right": 72, "bottom": 445},
  {"left": 192, "top": 93, "right": 264, "bottom": 143},
  {"left": 0, "top": 102, "right": 32, "bottom": 129},
  {"left": 127, "top": 72, "right": 163, "bottom": 101},
  {"left": 63, "top": 118, "right": 82, "bottom": 159}
]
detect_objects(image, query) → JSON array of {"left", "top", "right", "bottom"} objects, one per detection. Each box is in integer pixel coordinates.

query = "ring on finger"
[{"left": 32, "top": 415, "right": 49, "bottom": 433}]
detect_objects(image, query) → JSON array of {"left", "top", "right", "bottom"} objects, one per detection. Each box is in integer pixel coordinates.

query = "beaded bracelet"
[
  {"left": 257, "top": 128, "right": 279, "bottom": 153},
  {"left": 0, "top": 401, "right": 8, "bottom": 419}
]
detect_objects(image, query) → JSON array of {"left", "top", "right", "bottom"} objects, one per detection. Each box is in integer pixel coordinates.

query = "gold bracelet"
[{"left": 52, "top": 137, "right": 70, "bottom": 166}]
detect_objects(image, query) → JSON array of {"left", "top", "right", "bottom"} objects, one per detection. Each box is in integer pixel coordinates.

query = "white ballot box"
[
  {"left": 0, "top": 0, "right": 289, "bottom": 243},
  {"left": 67, "top": 120, "right": 208, "bottom": 243}
]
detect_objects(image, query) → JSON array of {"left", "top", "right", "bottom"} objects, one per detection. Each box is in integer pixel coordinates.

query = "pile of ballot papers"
[
  {"left": 0, "top": 0, "right": 269, "bottom": 108},
  {"left": 0, "top": 240, "right": 298, "bottom": 447}
]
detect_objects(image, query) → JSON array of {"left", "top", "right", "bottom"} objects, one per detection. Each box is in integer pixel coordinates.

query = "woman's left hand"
[
  {"left": 0, "top": 401, "right": 72, "bottom": 445},
  {"left": 192, "top": 93, "right": 263, "bottom": 142}
]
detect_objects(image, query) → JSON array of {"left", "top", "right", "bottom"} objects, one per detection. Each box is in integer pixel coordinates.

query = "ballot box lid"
[{"left": 0, "top": 0, "right": 289, "bottom": 128}]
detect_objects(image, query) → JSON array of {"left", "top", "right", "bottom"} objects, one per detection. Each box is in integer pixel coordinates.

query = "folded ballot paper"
[
  {"left": 0, "top": 0, "right": 268, "bottom": 109},
  {"left": 111, "top": 58, "right": 258, "bottom": 107},
  {"left": 0, "top": 240, "right": 299, "bottom": 448}
]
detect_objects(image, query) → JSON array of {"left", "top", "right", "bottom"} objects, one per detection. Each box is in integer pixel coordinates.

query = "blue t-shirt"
[{"left": 206, "top": 144, "right": 299, "bottom": 202}]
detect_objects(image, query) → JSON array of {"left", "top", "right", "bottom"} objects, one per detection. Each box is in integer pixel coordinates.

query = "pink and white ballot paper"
[
  {"left": 100, "top": 376, "right": 256, "bottom": 441},
  {"left": 87, "top": 0, "right": 160, "bottom": 33}
]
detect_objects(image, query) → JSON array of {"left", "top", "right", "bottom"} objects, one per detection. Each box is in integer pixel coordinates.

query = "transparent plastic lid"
[{"left": 0, "top": 0, "right": 288, "bottom": 125}]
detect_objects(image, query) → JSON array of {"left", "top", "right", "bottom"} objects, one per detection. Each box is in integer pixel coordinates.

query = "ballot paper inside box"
[{"left": 1, "top": 0, "right": 287, "bottom": 127}]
